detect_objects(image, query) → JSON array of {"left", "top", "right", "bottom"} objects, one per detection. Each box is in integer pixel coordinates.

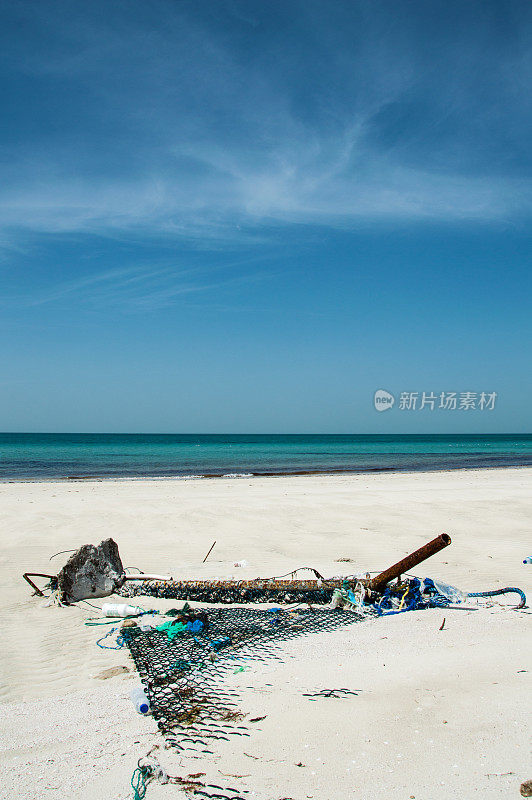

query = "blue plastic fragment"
[
  {"left": 211, "top": 636, "right": 231, "bottom": 650},
  {"left": 186, "top": 619, "right": 204, "bottom": 633}
]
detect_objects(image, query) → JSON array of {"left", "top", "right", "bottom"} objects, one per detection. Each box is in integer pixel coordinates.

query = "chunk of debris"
[{"left": 57, "top": 538, "right": 125, "bottom": 602}]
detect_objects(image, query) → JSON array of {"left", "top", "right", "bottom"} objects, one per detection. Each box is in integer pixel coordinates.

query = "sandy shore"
[{"left": 0, "top": 468, "right": 530, "bottom": 799}]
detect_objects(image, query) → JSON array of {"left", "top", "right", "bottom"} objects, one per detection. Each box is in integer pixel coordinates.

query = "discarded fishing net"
[
  {"left": 123, "top": 607, "right": 360, "bottom": 787},
  {"left": 119, "top": 577, "right": 352, "bottom": 604}
]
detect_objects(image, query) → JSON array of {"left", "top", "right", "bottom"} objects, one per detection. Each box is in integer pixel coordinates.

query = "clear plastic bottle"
[
  {"left": 523, "top": 557, "right": 532, "bottom": 564},
  {"left": 130, "top": 686, "right": 150, "bottom": 714},
  {"left": 102, "top": 603, "right": 143, "bottom": 617}
]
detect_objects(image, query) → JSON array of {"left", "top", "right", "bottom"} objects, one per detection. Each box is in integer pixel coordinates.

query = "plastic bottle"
[
  {"left": 102, "top": 603, "right": 143, "bottom": 617},
  {"left": 130, "top": 686, "right": 150, "bottom": 714},
  {"left": 523, "top": 557, "right": 532, "bottom": 564}
]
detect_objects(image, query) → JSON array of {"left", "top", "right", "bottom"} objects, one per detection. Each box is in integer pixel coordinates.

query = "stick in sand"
[{"left": 202, "top": 540, "right": 216, "bottom": 563}]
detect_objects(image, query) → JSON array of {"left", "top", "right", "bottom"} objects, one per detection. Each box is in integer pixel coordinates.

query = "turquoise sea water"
[{"left": 0, "top": 433, "right": 531, "bottom": 480}]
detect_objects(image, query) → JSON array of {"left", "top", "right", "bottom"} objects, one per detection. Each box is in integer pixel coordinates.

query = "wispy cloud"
[
  {"left": 0, "top": 0, "right": 531, "bottom": 246},
  {"left": 2, "top": 256, "right": 277, "bottom": 312}
]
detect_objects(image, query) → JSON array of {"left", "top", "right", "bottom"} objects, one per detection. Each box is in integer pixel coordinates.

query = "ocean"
[{"left": 0, "top": 433, "right": 531, "bottom": 480}]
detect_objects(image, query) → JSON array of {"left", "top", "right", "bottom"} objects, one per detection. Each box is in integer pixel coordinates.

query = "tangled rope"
[
  {"left": 467, "top": 587, "right": 526, "bottom": 609},
  {"left": 130, "top": 755, "right": 168, "bottom": 800},
  {"left": 330, "top": 577, "right": 527, "bottom": 615},
  {"left": 375, "top": 580, "right": 527, "bottom": 614},
  {"left": 95, "top": 627, "right": 129, "bottom": 649},
  {"left": 131, "top": 763, "right": 151, "bottom": 800}
]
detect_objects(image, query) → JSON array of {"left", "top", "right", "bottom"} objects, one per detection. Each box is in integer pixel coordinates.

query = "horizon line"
[{"left": 1, "top": 431, "right": 530, "bottom": 437}]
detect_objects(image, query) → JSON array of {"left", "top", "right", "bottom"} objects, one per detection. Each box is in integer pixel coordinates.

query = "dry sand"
[{"left": 0, "top": 468, "right": 530, "bottom": 799}]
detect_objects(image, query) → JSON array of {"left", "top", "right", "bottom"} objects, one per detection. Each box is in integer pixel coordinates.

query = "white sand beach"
[{"left": 0, "top": 468, "right": 530, "bottom": 800}]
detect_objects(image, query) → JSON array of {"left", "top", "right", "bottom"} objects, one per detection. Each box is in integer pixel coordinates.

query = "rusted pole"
[
  {"left": 202, "top": 540, "right": 216, "bottom": 563},
  {"left": 369, "top": 533, "right": 452, "bottom": 591}
]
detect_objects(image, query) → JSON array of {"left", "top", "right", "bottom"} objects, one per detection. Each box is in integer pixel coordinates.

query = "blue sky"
[{"left": 1, "top": 0, "right": 531, "bottom": 433}]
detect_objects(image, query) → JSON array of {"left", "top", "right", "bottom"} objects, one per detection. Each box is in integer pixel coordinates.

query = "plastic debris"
[
  {"left": 156, "top": 620, "right": 187, "bottom": 641},
  {"left": 156, "top": 617, "right": 205, "bottom": 641},
  {"left": 102, "top": 602, "right": 144, "bottom": 617},
  {"left": 130, "top": 754, "right": 168, "bottom": 799},
  {"left": 130, "top": 686, "right": 151, "bottom": 715}
]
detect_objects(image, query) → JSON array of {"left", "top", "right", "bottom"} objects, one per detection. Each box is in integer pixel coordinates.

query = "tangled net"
[
  {"left": 119, "top": 577, "right": 354, "bottom": 604},
  {"left": 123, "top": 607, "right": 361, "bottom": 798}
]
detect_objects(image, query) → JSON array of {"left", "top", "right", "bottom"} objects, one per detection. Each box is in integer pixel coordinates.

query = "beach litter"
[
  {"left": 130, "top": 686, "right": 151, "bottom": 715},
  {"left": 114, "top": 533, "right": 526, "bottom": 612},
  {"left": 24, "top": 533, "right": 529, "bottom": 800},
  {"left": 302, "top": 688, "right": 360, "bottom": 699},
  {"left": 102, "top": 602, "right": 145, "bottom": 617},
  {"left": 111, "top": 605, "right": 362, "bottom": 799},
  {"left": 29, "top": 531, "right": 527, "bottom": 611},
  {"left": 57, "top": 538, "right": 125, "bottom": 601},
  {"left": 130, "top": 753, "right": 168, "bottom": 799},
  {"left": 202, "top": 540, "right": 217, "bottom": 563}
]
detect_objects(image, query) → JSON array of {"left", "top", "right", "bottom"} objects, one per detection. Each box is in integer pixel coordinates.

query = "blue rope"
[
  {"left": 422, "top": 578, "right": 451, "bottom": 608},
  {"left": 428, "top": 593, "right": 451, "bottom": 608},
  {"left": 96, "top": 627, "right": 127, "bottom": 649},
  {"left": 467, "top": 587, "right": 526, "bottom": 608},
  {"left": 373, "top": 579, "right": 427, "bottom": 615},
  {"left": 367, "top": 578, "right": 526, "bottom": 615}
]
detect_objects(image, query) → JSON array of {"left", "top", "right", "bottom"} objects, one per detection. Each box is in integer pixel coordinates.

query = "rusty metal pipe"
[
  {"left": 23, "top": 572, "right": 56, "bottom": 596},
  {"left": 369, "top": 533, "right": 451, "bottom": 591}
]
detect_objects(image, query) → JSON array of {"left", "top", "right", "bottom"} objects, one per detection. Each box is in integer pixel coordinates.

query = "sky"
[{"left": 0, "top": 0, "right": 531, "bottom": 433}]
